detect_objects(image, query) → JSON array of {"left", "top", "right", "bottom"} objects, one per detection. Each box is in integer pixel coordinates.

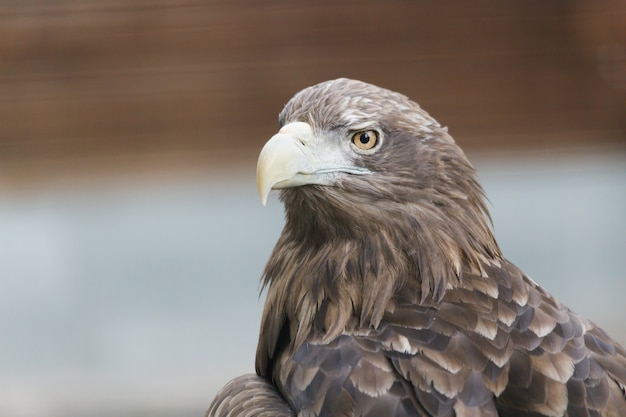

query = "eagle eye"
[{"left": 351, "top": 130, "right": 379, "bottom": 151}]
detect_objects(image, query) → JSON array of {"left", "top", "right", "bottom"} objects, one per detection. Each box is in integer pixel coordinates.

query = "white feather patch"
[
  {"left": 384, "top": 334, "right": 417, "bottom": 354},
  {"left": 528, "top": 307, "right": 557, "bottom": 338},
  {"left": 531, "top": 353, "right": 575, "bottom": 382},
  {"left": 474, "top": 318, "right": 499, "bottom": 340}
]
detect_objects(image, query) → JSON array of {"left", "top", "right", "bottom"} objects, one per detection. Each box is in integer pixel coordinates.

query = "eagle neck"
[{"left": 256, "top": 201, "right": 501, "bottom": 379}]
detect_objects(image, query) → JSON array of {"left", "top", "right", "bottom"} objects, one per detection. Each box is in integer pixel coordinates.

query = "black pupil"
[{"left": 359, "top": 132, "right": 370, "bottom": 144}]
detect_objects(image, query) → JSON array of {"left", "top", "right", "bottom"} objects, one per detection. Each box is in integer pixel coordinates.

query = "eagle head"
[{"left": 257, "top": 79, "right": 499, "bottom": 290}]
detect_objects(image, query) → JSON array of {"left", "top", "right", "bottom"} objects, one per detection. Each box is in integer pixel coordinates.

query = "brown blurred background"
[
  {"left": 0, "top": 2, "right": 625, "bottom": 417},
  {"left": 1, "top": 0, "right": 624, "bottom": 187}
]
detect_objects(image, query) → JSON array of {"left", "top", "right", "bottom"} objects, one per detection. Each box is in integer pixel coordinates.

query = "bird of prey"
[{"left": 207, "top": 78, "right": 626, "bottom": 417}]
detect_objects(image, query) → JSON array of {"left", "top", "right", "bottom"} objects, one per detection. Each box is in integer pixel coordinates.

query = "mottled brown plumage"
[
  {"left": 207, "top": 79, "right": 626, "bottom": 417},
  {"left": 206, "top": 374, "right": 293, "bottom": 417}
]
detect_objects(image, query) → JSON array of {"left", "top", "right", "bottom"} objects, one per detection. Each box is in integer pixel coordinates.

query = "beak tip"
[{"left": 258, "top": 181, "right": 270, "bottom": 206}]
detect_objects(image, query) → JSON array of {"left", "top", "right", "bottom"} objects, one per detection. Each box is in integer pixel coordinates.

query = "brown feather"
[{"left": 206, "top": 374, "right": 294, "bottom": 417}]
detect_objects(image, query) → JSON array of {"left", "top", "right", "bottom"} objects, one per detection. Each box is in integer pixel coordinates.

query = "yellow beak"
[
  {"left": 256, "top": 122, "right": 317, "bottom": 206},
  {"left": 256, "top": 122, "right": 371, "bottom": 205}
]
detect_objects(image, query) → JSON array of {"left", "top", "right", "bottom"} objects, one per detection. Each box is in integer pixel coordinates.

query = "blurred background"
[{"left": 1, "top": 1, "right": 625, "bottom": 416}]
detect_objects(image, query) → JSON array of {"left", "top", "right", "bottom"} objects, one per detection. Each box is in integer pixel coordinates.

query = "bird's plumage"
[{"left": 207, "top": 79, "right": 626, "bottom": 417}]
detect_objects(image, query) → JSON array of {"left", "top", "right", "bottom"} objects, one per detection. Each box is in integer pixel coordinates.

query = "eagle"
[{"left": 207, "top": 79, "right": 626, "bottom": 417}]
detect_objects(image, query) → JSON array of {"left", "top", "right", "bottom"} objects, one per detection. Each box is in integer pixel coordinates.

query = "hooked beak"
[{"left": 256, "top": 122, "right": 370, "bottom": 205}]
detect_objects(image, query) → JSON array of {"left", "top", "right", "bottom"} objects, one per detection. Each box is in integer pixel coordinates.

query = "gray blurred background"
[{"left": 0, "top": 1, "right": 625, "bottom": 416}]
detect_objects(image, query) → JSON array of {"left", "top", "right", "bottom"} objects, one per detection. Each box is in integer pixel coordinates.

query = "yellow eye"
[{"left": 351, "top": 130, "right": 379, "bottom": 151}]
